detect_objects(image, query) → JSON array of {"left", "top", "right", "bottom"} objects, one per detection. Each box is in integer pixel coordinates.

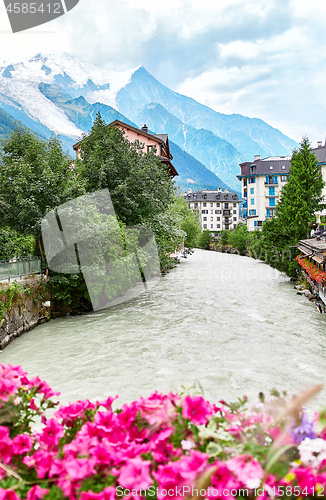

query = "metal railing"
[{"left": 0, "top": 257, "right": 41, "bottom": 282}]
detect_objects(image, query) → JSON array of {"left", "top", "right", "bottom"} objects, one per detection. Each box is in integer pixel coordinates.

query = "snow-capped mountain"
[{"left": 0, "top": 50, "right": 298, "bottom": 191}]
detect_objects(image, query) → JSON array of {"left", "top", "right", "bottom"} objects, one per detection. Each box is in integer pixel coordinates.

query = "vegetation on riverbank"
[
  {"left": 0, "top": 363, "right": 325, "bottom": 499},
  {"left": 0, "top": 117, "right": 201, "bottom": 314}
]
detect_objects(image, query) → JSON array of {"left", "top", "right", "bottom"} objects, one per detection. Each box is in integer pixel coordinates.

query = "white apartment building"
[
  {"left": 312, "top": 141, "right": 326, "bottom": 227},
  {"left": 183, "top": 188, "right": 240, "bottom": 231},
  {"left": 237, "top": 155, "right": 291, "bottom": 231}
]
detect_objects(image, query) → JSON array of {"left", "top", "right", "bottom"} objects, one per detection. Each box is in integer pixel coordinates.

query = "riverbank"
[{"left": 0, "top": 276, "right": 50, "bottom": 350}]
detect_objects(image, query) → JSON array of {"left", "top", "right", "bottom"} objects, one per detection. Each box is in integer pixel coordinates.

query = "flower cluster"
[
  {"left": 295, "top": 256, "right": 326, "bottom": 284},
  {"left": 0, "top": 366, "right": 326, "bottom": 499}
]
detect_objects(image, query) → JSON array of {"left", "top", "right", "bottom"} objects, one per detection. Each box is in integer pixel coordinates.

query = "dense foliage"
[
  {"left": 0, "top": 127, "right": 82, "bottom": 237},
  {"left": 75, "top": 113, "right": 185, "bottom": 271},
  {"left": 0, "top": 228, "right": 35, "bottom": 261},
  {"left": 0, "top": 364, "right": 325, "bottom": 499},
  {"left": 0, "top": 119, "right": 199, "bottom": 311}
]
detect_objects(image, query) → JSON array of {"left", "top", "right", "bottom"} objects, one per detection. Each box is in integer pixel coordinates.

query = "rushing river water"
[{"left": 1, "top": 249, "right": 326, "bottom": 409}]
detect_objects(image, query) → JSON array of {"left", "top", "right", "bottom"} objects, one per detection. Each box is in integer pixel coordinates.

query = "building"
[
  {"left": 237, "top": 155, "right": 291, "bottom": 231},
  {"left": 73, "top": 120, "right": 178, "bottom": 178},
  {"left": 183, "top": 188, "right": 240, "bottom": 231},
  {"left": 311, "top": 140, "right": 326, "bottom": 227}
]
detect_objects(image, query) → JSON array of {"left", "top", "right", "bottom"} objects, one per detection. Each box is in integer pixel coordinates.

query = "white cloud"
[{"left": 0, "top": 0, "right": 326, "bottom": 145}]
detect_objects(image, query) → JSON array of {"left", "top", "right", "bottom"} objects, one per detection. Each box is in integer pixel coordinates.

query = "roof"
[
  {"left": 154, "top": 134, "right": 168, "bottom": 144},
  {"left": 239, "top": 156, "right": 291, "bottom": 177},
  {"left": 312, "top": 144, "right": 326, "bottom": 164},
  {"left": 298, "top": 238, "right": 326, "bottom": 253},
  {"left": 73, "top": 119, "right": 165, "bottom": 150},
  {"left": 183, "top": 189, "right": 239, "bottom": 202}
]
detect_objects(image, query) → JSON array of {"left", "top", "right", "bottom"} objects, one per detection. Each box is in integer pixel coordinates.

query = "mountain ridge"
[{"left": 0, "top": 51, "right": 298, "bottom": 194}]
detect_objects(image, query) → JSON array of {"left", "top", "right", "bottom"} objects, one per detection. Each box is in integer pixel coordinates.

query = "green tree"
[
  {"left": 271, "top": 136, "right": 325, "bottom": 241},
  {"left": 0, "top": 126, "right": 83, "bottom": 237},
  {"left": 219, "top": 230, "right": 229, "bottom": 246},
  {"left": 259, "top": 136, "right": 324, "bottom": 276},
  {"left": 0, "top": 227, "right": 36, "bottom": 261},
  {"left": 198, "top": 230, "right": 212, "bottom": 249},
  {"left": 77, "top": 113, "right": 183, "bottom": 269},
  {"left": 229, "top": 223, "right": 251, "bottom": 255}
]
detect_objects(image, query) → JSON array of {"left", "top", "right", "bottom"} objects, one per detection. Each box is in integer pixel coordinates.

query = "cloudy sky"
[{"left": 0, "top": 0, "right": 325, "bottom": 146}]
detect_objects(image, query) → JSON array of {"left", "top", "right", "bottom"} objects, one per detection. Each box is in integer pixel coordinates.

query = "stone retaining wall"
[{"left": 0, "top": 278, "right": 50, "bottom": 350}]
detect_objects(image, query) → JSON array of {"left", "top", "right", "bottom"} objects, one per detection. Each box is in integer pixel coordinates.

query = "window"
[
  {"left": 210, "top": 203, "right": 213, "bottom": 207},
  {"left": 204, "top": 224, "right": 207, "bottom": 229},
  {"left": 233, "top": 210, "right": 237, "bottom": 214},
  {"left": 233, "top": 203, "right": 236, "bottom": 207},
  {"left": 225, "top": 224, "right": 229, "bottom": 230},
  {"left": 251, "top": 198, "right": 254, "bottom": 205},
  {"left": 202, "top": 195, "right": 207, "bottom": 199},
  {"left": 249, "top": 209, "right": 256, "bottom": 216},
  {"left": 215, "top": 210, "right": 218, "bottom": 214},
  {"left": 233, "top": 217, "right": 237, "bottom": 221},
  {"left": 210, "top": 210, "right": 213, "bottom": 214},
  {"left": 281, "top": 175, "right": 287, "bottom": 181},
  {"left": 194, "top": 203, "right": 198, "bottom": 208},
  {"left": 269, "top": 198, "right": 276, "bottom": 207},
  {"left": 203, "top": 217, "right": 207, "bottom": 221},
  {"left": 216, "top": 217, "right": 220, "bottom": 221},
  {"left": 216, "top": 203, "right": 220, "bottom": 207},
  {"left": 147, "top": 145, "right": 155, "bottom": 153},
  {"left": 203, "top": 202, "right": 207, "bottom": 207},
  {"left": 269, "top": 187, "right": 275, "bottom": 196},
  {"left": 211, "top": 217, "right": 213, "bottom": 221},
  {"left": 254, "top": 221, "right": 263, "bottom": 227},
  {"left": 250, "top": 188, "right": 254, "bottom": 194},
  {"left": 211, "top": 224, "right": 213, "bottom": 228},
  {"left": 202, "top": 210, "right": 208, "bottom": 214},
  {"left": 217, "top": 224, "right": 220, "bottom": 228},
  {"left": 217, "top": 210, "right": 221, "bottom": 214},
  {"left": 250, "top": 165, "right": 256, "bottom": 172},
  {"left": 249, "top": 177, "right": 256, "bottom": 184},
  {"left": 224, "top": 203, "right": 229, "bottom": 209},
  {"left": 282, "top": 165, "right": 286, "bottom": 170},
  {"left": 269, "top": 166, "right": 273, "bottom": 170}
]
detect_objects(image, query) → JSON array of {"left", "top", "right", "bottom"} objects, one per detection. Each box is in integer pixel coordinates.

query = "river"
[{"left": 1, "top": 249, "right": 326, "bottom": 409}]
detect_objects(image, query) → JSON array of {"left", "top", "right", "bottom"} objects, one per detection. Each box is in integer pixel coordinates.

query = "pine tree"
[{"left": 270, "top": 136, "right": 325, "bottom": 241}]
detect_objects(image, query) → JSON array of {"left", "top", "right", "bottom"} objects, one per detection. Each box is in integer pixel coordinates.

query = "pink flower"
[
  {"left": 0, "top": 379, "right": 17, "bottom": 401},
  {"left": 209, "top": 462, "right": 241, "bottom": 499},
  {"left": 135, "top": 392, "right": 178, "bottom": 427},
  {"left": 29, "top": 398, "right": 39, "bottom": 411},
  {"left": 226, "top": 454, "right": 264, "bottom": 489},
  {"left": 154, "top": 451, "right": 208, "bottom": 500},
  {"left": 12, "top": 433, "right": 34, "bottom": 454},
  {"left": 80, "top": 487, "right": 116, "bottom": 500},
  {"left": 96, "top": 395, "right": 118, "bottom": 411},
  {"left": 63, "top": 457, "right": 96, "bottom": 480},
  {"left": 0, "top": 489, "right": 20, "bottom": 500},
  {"left": 117, "top": 456, "right": 153, "bottom": 490},
  {"left": 182, "top": 395, "right": 214, "bottom": 425},
  {"left": 23, "top": 450, "right": 54, "bottom": 478},
  {"left": 26, "top": 486, "right": 49, "bottom": 500},
  {"left": 28, "top": 376, "right": 60, "bottom": 399},
  {"left": 37, "top": 418, "right": 65, "bottom": 449},
  {"left": 0, "top": 426, "right": 12, "bottom": 464},
  {"left": 55, "top": 400, "right": 95, "bottom": 427}
]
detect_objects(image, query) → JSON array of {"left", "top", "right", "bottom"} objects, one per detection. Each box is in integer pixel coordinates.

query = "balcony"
[
  {"left": 223, "top": 210, "right": 231, "bottom": 216},
  {"left": 265, "top": 180, "right": 278, "bottom": 186}
]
